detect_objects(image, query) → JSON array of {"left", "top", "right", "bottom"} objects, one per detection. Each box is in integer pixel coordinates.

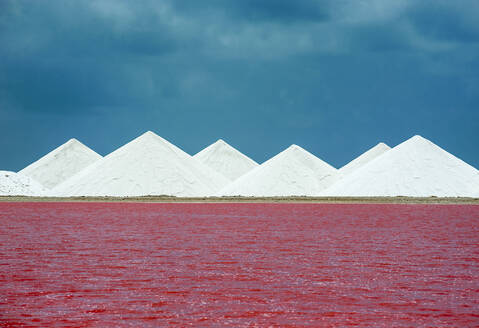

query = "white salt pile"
[
  {"left": 51, "top": 131, "right": 230, "bottom": 197},
  {"left": 218, "top": 145, "right": 338, "bottom": 197},
  {"left": 194, "top": 139, "right": 259, "bottom": 181},
  {"left": 322, "top": 135, "right": 479, "bottom": 197},
  {"left": 339, "top": 142, "right": 390, "bottom": 177},
  {"left": 19, "top": 138, "right": 102, "bottom": 189},
  {"left": 0, "top": 171, "right": 46, "bottom": 196}
]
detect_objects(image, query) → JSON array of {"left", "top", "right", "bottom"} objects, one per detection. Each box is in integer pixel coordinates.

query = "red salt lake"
[{"left": 0, "top": 202, "right": 478, "bottom": 327}]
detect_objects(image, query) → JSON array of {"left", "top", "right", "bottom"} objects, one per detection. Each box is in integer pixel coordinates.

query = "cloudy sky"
[{"left": 1, "top": 0, "right": 478, "bottom": 170}]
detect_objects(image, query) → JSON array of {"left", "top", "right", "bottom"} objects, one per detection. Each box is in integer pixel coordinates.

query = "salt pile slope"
[
  {"left": 218, "top": 145, "right": 337, "bottom": 197},
  {"left": 322, "top": 135, "right": 479, "bottom": 197},
  {"left": 339, "top": 142, "right": 390, "bottom": 176},
  {"left": 0, "top": 171, "right": 46, "bottom": 196},
  {"left": 51, "top": 131, "right": 230, "bottom": 197},
  {"left": 194, "top": 139, "right": 259, "bottom": 180},
  {"left": 19, "top": 139, "right": 102, "bottom": 189}
]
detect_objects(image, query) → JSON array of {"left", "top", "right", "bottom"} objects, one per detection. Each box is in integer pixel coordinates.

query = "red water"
[{"left": 0, "top": 203, "right": 478, "bottom": 327}]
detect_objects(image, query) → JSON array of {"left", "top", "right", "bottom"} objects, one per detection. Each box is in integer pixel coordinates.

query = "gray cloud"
[
  {"left": 0, "top": 0, "right": 478, "bottom": 170},
  {"left": 173, "top": 0, "right": 331, "bottom": 23},
  {"left": 408, "top": 2, "right": 479, "bottom": 44}
]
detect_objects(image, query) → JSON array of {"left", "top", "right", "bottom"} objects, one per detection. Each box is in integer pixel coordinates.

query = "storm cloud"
[{"left": 1, "top": 0, "right": 478, "bottom": 170}]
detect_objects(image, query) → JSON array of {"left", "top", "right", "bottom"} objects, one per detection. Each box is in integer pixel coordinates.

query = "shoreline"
[{"left": 1, "top": 196, "right": 478, "bottom": 204}]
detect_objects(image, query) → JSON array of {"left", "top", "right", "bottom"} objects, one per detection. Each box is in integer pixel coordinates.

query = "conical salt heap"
[
  {"left": 51, "top": 131, "right": 230, "bottom": 197},
  {"left": 339, "top": 142, "right": 390, "bottom": 177},
  {"left": 19, "top": 138, "right": 102, "bottom": 189},
  {"left": 322, "top": 135, "right": 479, "bottom": 197},
  {"left": 0, "top": 171, "right": 46, "bottom": 196},
  {"left": 218, "top": 145, "right": 337, "bottom": 197},
  {"left": 194, "top": 139, "right": 258, "bottom": 181}
]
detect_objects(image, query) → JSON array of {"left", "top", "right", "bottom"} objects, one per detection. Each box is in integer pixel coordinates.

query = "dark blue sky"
[{"left": 1, "top": 0, "right": 478, "bottom": 171}]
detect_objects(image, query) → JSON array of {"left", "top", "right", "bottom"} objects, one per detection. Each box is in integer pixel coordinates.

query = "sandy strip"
[{"left": 0, "top": 196, "right": 478, "bottom": 204}]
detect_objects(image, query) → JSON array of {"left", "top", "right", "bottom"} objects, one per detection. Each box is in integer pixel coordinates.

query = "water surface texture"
[{"left": 1, "top": 203, "right": 478, "bottom": 327}]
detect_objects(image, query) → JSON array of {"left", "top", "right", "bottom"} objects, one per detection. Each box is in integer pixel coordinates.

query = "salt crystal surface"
[
  {"left": 51, "top": 131, "right": 230, "bottom": 197},
  {"left": 339, "top": 142, "right": 390, "bottom": 177},
  {"left": 321, "top": 135, "right": 479, "bottom": 197},
  {"left": 218, "top": 145, "right": 337, "bottom": 197},
  {"left": 0, "top": 171, "right": 46, "bottom": 196},
  {"left": 19, "top": 138, "right": 101, "bottom": 189},
  {"left": 194, "top": 139, "right": 258, "bottom": 181}
]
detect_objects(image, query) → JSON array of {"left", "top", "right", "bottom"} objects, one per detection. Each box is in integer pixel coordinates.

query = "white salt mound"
[
  {"left": 0, "top": 171, "right": 46, "bottom": 196},
  {"left": 19, "top": 138, "right": 102, "bottom": 189},
  {"left": 194, "top": 139, "right": 259, "bottom": 181},
  {"left": 321, "top": 135, "right": 479, "bottom": 197},
  {"left": 218, "top": 145, "right": 338, "bottom": 197},
  {"left": 51, "top": 131, "right": 230, "bottom": 197},
  {"left": 339, "top": 142, "right": 390, "bottom": 177}
]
